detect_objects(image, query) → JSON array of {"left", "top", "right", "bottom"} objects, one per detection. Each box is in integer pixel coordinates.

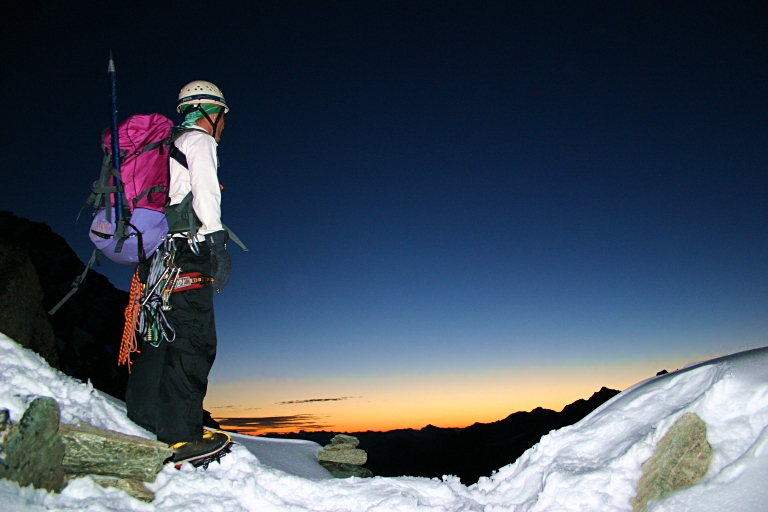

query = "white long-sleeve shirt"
[{"left": 167, "top": 126, "right": 223, "bottom": 239}]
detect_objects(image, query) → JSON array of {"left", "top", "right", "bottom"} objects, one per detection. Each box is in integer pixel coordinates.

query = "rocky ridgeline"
[
  {"left": 0, "top": 211, "right": 130, "bottom": 400},
  {"left": 317, "top": 434, "right": 373, "bottom": 478},
  {"left": 0, "top": 397, "right": 170, "bottom": 502}
]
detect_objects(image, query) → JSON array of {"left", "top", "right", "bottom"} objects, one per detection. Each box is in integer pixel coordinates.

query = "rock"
[
  {"left": 0, "top": 244, "right": 58, "bottom": 368},
  {"left": 59, "top": 422, "right": 171, "bottom": 482},
  {"left": 319, "top": 461, "right": 373, "bottom": 478},
  {"left": 317, "top": 435, "right": 372, "bottom": 477},
  {"left": 318, "top": 447, "right": 368, "bottom": 465},
  {"left": 328, "top": 434, "right": 359, "bottom": 448},
  {"left": 90, "top": 475, "right": 155, "bottom": 502},
  {"left": 318, "top": 434, "right": 368, "bottom": 466},
  {"left": 0, "top": 397, "right": 65, "bottom": 492},
  {"left": 631, "top": 413, "right": 713, "bottom": 512}
]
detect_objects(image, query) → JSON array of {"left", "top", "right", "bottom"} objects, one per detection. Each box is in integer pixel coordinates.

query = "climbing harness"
[
  {"left": 119, "top": 236, "right": 191, "bottom": 369},
  {"left": 117, "top": 234, "right": 220, "bottom": 369}
]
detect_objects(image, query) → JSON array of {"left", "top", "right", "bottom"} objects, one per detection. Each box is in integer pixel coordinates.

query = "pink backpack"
[
  {"left": 104, "top": 113, "right": 174, "bottom": 213},
  {"left": 85, "top": 113, "right": 175, "bottom": 264}
]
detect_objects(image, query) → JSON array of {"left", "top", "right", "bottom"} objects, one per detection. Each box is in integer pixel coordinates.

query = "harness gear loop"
[{"left": 137, "top": 235, "right": 180, "bottom": 347}]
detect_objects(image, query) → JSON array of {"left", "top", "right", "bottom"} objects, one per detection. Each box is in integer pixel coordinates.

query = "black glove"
[{"left": 205, "top": 230, "right": 231, "bottom": 293}]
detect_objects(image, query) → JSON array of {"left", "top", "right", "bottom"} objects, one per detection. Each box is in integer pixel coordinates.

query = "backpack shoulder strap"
[
  {"left": 164, "top": 127, "right": 248, "bottom": 252},
  {"left": 167, "top": 126, "right": 198, "bottom": 169}
]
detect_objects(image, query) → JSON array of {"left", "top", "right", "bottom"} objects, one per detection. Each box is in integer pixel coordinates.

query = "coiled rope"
[{"left": 118, "top": 267, "right": 142, "bottom": 370}]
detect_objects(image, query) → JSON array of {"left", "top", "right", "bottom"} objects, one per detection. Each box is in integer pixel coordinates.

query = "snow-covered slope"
[{"left": 1, "top": 332, "right": 767, "bottom": 511}]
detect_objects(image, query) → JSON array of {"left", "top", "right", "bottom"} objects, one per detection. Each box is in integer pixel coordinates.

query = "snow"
[
  {"left": 1, "top": 331, "right": 767, "bottom": 511},
  {"left": 229, "top": 433, "right": 333, "bottom": 480}
]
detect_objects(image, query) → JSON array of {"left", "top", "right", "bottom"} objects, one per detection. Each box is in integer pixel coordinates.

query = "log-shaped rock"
[
  {"left": 59, "top": 422, "right": 171, "bottom": 482},
  {"left": 90, "top": 475, "right": 155, "bottom": 502}
]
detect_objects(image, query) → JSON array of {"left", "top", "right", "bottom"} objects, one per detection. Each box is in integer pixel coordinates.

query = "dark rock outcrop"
[
  {"left": 0, "top": 245, "right": 58, "bottom": 368},
  {"left": 0, "top": 211, "right": 129, "bottom": 399},
  {"left": 0, "top": 398, "right": 65, "bottom": 492}
]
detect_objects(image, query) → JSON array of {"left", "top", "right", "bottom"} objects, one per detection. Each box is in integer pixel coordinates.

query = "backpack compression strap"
[
  {"left": 78, "top": 151, "right": 127, "bottom": 224},
  {"left": 130, "top": 139, "right": 170, "bottom": 208}
]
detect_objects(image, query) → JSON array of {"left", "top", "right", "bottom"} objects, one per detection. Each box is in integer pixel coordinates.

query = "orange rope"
[{"left": 119, "top": 268, "right": 142, "bottom": 371}]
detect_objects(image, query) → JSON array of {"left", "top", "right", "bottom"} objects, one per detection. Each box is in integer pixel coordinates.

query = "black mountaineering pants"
[{"left": 126, "top": 240, "right": 217, "bottom": 445}]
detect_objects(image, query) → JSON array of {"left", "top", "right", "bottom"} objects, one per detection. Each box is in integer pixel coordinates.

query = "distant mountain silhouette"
[{"left": 265, "top": 386, "right": 620, "bottom": 484}]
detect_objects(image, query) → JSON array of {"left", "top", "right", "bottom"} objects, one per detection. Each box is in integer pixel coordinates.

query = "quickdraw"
[{"left": 138, "top": 237, "right": 179, "bottom": 347}]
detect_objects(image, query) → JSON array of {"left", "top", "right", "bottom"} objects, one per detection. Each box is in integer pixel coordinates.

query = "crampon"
[
  {"left": 170, "top": 430, "right": 234, "bottom": 469},
  {"left": 175, "top": 441, "right": 233, "bottom": 470}
]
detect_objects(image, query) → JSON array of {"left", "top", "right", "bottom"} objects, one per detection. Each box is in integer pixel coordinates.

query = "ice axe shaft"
[{"left": 108, "top": 52, "right": 124, "bottom": 223}]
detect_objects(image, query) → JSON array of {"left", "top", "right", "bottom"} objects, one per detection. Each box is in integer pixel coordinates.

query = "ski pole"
[{"left": 108, "top": 52, "right": 123, "bottom": 222}]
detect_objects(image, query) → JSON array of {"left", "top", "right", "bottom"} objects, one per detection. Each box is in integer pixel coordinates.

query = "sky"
[{"left": 2, "top": 1, "right": 767, "bottom": 434}]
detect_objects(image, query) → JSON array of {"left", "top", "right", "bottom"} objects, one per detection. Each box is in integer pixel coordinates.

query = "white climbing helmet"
[{"left": 177, "top": 80, "right": 229, "bottom": 114}]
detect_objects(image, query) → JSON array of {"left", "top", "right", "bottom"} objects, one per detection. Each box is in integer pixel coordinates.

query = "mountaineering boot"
[{"left": 170, "top": 431, "right": 232, "bottom": 468}]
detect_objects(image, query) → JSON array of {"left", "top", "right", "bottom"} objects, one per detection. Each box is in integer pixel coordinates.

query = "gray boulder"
[
  {"left": 631, "top": 413, "right": 713, "bottom": 512},
  {"left": 0, "top": 397, "right": 65, "bottom": 492}
]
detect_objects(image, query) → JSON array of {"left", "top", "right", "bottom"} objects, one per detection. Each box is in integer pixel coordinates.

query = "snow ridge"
[{"left": 1, "top": 332, "right": 767, "bottom": 511}]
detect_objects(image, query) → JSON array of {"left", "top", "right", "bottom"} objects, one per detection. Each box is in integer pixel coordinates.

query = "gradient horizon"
[
  {"left": 205, "top": 350, "right": 731, "bottom": 436},
  {"left": 3, "top": 3, "right": 766, "bottom": 439}
]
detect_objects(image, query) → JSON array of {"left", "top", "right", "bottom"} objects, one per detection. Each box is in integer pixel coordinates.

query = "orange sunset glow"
[{"left": 206, "top": 353, "right": 706, "bottom": 436}]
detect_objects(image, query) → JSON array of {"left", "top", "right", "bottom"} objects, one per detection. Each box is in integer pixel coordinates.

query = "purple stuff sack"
[{"left": 90, "top": 207, "right": 168, "bottom": 265}]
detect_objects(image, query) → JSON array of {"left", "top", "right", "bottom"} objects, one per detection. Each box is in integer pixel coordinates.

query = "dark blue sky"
[{"left": 2, "top": 2, "right": 767, "bottom": 427}]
